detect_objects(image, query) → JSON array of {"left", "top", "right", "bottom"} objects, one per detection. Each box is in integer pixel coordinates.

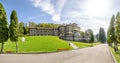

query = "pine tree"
[
  {"left": 99, "top": 27, "right": 106, "bottom": 43},
  {"left": 115, "top": 12, "right": 120, "bottom": 52},
  {"left": 90, "top": 30, "right": 94, "bottom": 46},
  {"left": 19, "top": 22, "right": 24, "bottom": 37},
  {"left": 0, "top": 3, "right": 9, "bottom": 53},
  {"left": 95, "top": 34, "right": 99, "bottom": 41},
  {"left": 90, "top": 32, "right": 94, "bottom": 42},
  {"left": 9, "top": 10, "right": 19, "bottom": 53},
  {"left": 25, "top": 23, "right": 29, "bottom": 35},
  {"left": 107, "top": 15, "right": 116, "bottom": 46},
  {"left": 23, "top": 23, "right": 28, "bottom": 35}
]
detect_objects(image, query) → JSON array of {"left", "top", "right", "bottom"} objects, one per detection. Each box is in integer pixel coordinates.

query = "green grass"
[
  {"left": 73, "top": 41, "right": 101, "bottom": 48},
  {"left": 110, "top": 46, "right": 120, "bottom": 63},
  {"left": 1, "top": 36, "right": 72, "bottom": 53}
]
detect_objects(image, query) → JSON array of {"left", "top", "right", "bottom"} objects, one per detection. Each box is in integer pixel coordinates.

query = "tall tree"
[
  {"left": 80, "top": 31, "right": 85, "bottom": 42},
  {"left": 22, "top": 23, "right": 27, "bottom": 35},
  {"left": 10, "top": 10, "right": 19, "bottom": 53},
  {"left": 90, "top": 31, "right": 94, "bottom": 42},
  {"left": 95, "top": 33, "right": 99, "bottom": 42},
  {"left": 0, "top": 3, "right": 9, "bottom": 53},
  {"left": 115, "top": 12, "right": 120, "bottom": 52},
  {"left": 19, "top": 22, "right": 24, "bottom": 37},
  {"left": 85, "top": 29, "right": 94, "bottom": 42},
  {"left": 99, "top": 27, "right": 106, "bottom": 43},
  {"left": 24, "top": 23, "right": 29, "bottom": 35},
  {"left": 84, "top": 30, "right": 90, "bottom": 42},
  {"left": 86, "top": 29, "right": 94, "bottom": 42},
  {"left": 107, "top": 15, "right": 116, "bottom": 47}
]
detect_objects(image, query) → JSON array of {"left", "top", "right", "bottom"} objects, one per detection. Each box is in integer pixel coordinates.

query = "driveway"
[{"left": 0, "top": 44, "right": 115, "bottom": 63}]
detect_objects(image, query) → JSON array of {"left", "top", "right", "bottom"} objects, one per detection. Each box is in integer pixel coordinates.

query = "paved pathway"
[
  {"left": 67, "top": 41, "right": 78, "bottom": 49},
  {"left": 0, "top": 44, "right": 115, "bottom": 63}
]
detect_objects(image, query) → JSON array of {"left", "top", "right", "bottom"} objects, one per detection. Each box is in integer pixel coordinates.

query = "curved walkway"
[{"left": 0, "top": 44, "right": 115, "bottom": 63}]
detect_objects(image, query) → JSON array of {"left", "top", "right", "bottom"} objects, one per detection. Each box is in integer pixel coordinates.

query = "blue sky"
[{"left": 0, "top": 0, "right": 120, "bottom": 34}]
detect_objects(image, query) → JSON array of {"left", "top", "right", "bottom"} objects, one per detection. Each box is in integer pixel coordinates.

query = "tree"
[
  {"left": 24, "top": 23, "right": 29, "bottom": 35},
  {"left": 99, "top": 27, "right": 106, "bottom": 43},
  {"left": 22, "top": 23, "right": 28, "bottom": 35},
  {"left": 29, "top": 22, "right": 36, "bottom": 26},
  {"left": 115, "top": 12, "right": 120, "bottom": 52},
  {"left": 79, "top": 31, "right": 85, "bottom": 42},
  {"left": 90, "top": 32, "right": 94, "bottom": 42},
  {"left": 87, "top": 29, "right": 94, "bottom": 42},
  {"left": 107, "top": 15, "right": 116, "bottom": 47},
  {"left": 19, "top": 22, "right": 24, "bottom": 37},
  {"left": 95, "top": 33, "right": 99, "bottom": 41},
  {"left": 85, "top": 29, "right": 94, "bottom": 42},
  {"left": 0, "top": 3, "right": 9, "bottom": 53},
  {"left": 84, "top": 30, "right": 89, "bottom": 42},
  {"left": 90, "top": 33, "right": 94, "bottom": 46},
  {"left": 10, "top": 10, "right": 19, "bottom": 53}
]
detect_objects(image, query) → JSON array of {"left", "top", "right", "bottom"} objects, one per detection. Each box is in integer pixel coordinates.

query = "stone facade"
[
  {"left": 29, "top": 27, "right": 58, "bottom": 36},
  {"left": 29, "top": 23, "right": 93, "bottom": 42},
  {"left": 29, "top": 23, "right": 80, "bottom": 35},
  {"left": 58, "top": 23, "right": 81, "bottom": 41},
  {"left": 29, "top": 23, "right": 81, "bottom": 41}
]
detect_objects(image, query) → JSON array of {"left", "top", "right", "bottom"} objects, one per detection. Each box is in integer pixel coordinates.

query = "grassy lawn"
[
  {"left": 110, "top": 46, "right": 120, "bottom": 63},
  {"left": 0, "top": 36, "right": 72, "bottom": 53},
  {"left": 73, "top": 41, "right": 101, "bottom": 48}
]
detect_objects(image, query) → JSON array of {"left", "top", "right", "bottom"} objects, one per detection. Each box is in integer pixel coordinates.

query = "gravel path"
[{"left": 0, "top": 44, "right": 115, "bottom": 63}]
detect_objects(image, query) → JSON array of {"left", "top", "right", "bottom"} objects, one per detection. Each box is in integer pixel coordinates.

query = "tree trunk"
[
  {"left": 1, "top": 42, "right": 4, "bottom": 53},
  {"left": 15, "top": 42, "right": 18, "bottom": 53},
  {"left": 114, "top": 42, "right": 118, "bottom": 52}
]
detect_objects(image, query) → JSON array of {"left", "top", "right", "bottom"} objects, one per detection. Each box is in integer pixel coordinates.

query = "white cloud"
[
  {"left": 82, "top": 0, "right": 112, "bottom": 17},
  {"left": 61, "top": 10, "right": 110, "bottom": 34},
  {"left": 30, "top": 0, "right": 67, "bottom": 22},
  {"left": 30, "top": 0, "right": 115, "bottom": 34},
  {"left": 56, "top": 0, "right": 66, "bottom": 15},
  {"left": 31, "top": 0, "right": 55, "bottom": 15},
  {"left": 59, "top": 0, "right": 114, "bottom": 34},
  {"left": 52, "top": 14, "right": 60, "bottom": 22}
]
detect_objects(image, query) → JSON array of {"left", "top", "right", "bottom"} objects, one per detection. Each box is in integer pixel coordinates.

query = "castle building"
[
  {"left": 29, "top": 26, "right": 58, "bottom": 36},
  {"left": 29, "top": 23, "right": 81, "bottom": 41},
  {"left": 58, "top": 23, "right": 81, "bottom": 41}
]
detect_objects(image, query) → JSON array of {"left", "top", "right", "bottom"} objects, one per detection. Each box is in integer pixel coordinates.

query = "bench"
[
  {"left": 6, "top": 51, "right": 13, "bottom": 53},
  {"left": 57, "top": 48, "right": 69, "bottom": 51}
]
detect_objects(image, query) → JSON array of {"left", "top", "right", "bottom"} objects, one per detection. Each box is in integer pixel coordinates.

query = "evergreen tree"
[
  {"left": 25, "top": 23, "right": 29, "bottom": 35},
  {"left": 90, "top": 32, "right": 94, "bottom": 42},
  {"left": 23, "top": 26, "right": 27, "bottom": 35},
  {"left": 0, "top": 3, "right": 9, "bottom": 53},
  {"left": 19, "top": 22, "right": 24, "bottom": 37},
  {"left": 10, "top": 10, "right": 19, "bottom": 53},
  {"left": 99, "top": 27, "right": 106, "bottom": 43},
  {"left": 89, "top": 30, "right": 94, "bottom": 46},
  {"left": 95, "top": 34, "right": 99, "bottom": 41},
  {"left": 107, "top": 15, "right": 116, "bottom": 46},
  {"left": 115, "top": 12, "right": 120, "bottom": 52}
]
